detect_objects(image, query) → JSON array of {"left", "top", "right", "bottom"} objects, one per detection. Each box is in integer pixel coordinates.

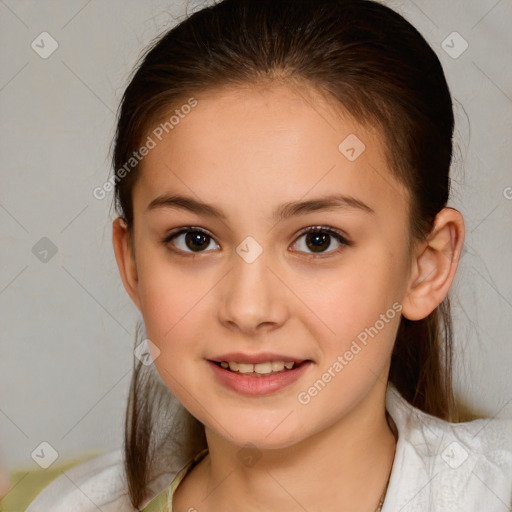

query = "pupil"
[
  {"left": 307, "top": 232, "right": 329, "bottom": 253},
  {"left": 186, "top": 231, "right": 209, "bottom": 251}
]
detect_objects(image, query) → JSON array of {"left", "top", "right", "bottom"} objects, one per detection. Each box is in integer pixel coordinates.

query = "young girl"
[{"left": 26, "top": 0, "right": 512, "bottom": 510}]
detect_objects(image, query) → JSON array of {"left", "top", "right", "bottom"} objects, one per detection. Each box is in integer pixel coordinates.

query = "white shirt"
[{"left": 26, "top": 384, "right": 512, "bottom": 511}]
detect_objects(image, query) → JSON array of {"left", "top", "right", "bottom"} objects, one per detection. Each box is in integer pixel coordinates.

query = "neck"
[{"left": 182, "top": 383, "right": 397, "bottom": 512}]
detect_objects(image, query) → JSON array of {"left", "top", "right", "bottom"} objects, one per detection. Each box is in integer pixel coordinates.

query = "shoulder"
[
  {"left": 25, "top": 448, "right": 178, "bottom": 512},
  {"left": 387, "top": 384, "right": 512, "bottom": 455},
  {"left": 384, "top": 385, "right": 512, "bottom": 511}
]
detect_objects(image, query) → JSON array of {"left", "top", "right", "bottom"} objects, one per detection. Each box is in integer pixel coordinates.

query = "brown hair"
[{"left": 111, "top": 0, "right": 459, "bottom": 506}]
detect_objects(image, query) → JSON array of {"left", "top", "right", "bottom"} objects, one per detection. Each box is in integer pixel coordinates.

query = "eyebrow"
[{"left": 146, "top": 192, "right": 375, "bottom": 222}]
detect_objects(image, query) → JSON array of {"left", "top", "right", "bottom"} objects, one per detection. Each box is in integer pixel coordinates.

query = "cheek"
[
  {"left": 135, "top": 251, "right": 200, "bottom": 348},
  {"left": 138, "top": 264, "right": 207, "bottom": 399},
  {"left": 294, "top": 268, "right": 401, "bottom": 419},
  {"left": 302, "top": 253, "right": 401, "bottom": 347}
]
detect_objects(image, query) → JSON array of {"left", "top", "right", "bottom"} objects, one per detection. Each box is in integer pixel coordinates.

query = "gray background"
[{"left": 1, "top": 0, "right": 511, "bottom": 477}]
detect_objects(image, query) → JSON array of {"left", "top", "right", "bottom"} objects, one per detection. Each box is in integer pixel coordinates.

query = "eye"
[
  {"left": 163, "top": 227, "right": 219, "bottom": 255},
  {"left": 162, "top": 225, "right": 351, "bottom": 257},
  {"left": 292, "top": 226, "right": 350, "bottom": 256}
]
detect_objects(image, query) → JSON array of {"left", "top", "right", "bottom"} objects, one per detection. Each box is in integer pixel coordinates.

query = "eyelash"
[{"left": 161, "top": 225, "right": 351, "bottom": 258}]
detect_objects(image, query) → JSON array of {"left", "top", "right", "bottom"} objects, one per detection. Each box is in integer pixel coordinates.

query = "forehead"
[{"left": 134, "top": 82, "right": 409, "bottom": 222}]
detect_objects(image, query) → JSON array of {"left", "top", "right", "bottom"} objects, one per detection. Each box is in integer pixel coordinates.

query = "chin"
[{"left": 203, "top": 406, "right": 310, "bottom": 451}]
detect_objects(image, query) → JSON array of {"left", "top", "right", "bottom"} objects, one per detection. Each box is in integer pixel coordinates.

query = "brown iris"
[
  {"left": 305, "top": 231, "right": 331, "bottom": 253},
  {"left": 185, "top": 231, "right": 211, "bottom": 251}
]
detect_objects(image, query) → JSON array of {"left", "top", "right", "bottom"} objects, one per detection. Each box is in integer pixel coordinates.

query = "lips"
[{"left": 207, "top": 354, "right": 313, "bottom": 395}]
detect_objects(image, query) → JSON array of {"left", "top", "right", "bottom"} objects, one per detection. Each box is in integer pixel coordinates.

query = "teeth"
[
  {"left": 237, "top": 363, "right": 254, "bottom": 373},
  {"left": 220, "top": 361, "right": 296, "bottom": 374},
  {"left": 254, "top": 362, "right": 273, "bottom": 375}
]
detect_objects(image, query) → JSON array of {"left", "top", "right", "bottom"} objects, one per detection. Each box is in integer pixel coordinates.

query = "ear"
[
  {"left": 401, "top": 207, "right": 465, "bottom": 321},
  {"left": 112, "top": 217, "right": 142, "bottom": 311}
]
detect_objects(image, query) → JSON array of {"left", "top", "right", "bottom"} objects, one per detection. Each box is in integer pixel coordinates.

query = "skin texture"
[{"left": 112, "top": 82, "right": 464, "bottom": 511}]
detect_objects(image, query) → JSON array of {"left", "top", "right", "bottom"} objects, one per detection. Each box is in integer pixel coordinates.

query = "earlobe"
[
  {"left": 112, "top": 217, "right": 142, "bottom": 311},
  {"left": 401, "top": 208, "right": 465, "bottom": 321}
]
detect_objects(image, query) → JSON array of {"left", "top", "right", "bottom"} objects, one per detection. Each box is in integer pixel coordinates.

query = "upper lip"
[{"left": 208, "top": 352, "right": 309, "bottom": 364}]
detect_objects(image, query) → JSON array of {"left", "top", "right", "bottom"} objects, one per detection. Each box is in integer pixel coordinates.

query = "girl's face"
[{"left": 119, "top": 82, "right": 415, "bottom": 449}]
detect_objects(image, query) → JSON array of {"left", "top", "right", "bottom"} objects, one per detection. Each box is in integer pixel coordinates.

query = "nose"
[{"left": 217, "top": 243, "right": 289, "bottom": 335}]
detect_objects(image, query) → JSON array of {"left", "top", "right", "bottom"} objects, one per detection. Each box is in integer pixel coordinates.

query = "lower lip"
[{"left": 207, "top": 360, "right": 312, "bottom": 396}]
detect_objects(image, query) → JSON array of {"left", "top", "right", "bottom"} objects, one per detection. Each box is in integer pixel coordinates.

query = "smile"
[
  {"left": 216, "top": 360, "right": 296, "bottom": 375},
  {"left": 208, "top": 359, "right": 312, "bottom": 395}
]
